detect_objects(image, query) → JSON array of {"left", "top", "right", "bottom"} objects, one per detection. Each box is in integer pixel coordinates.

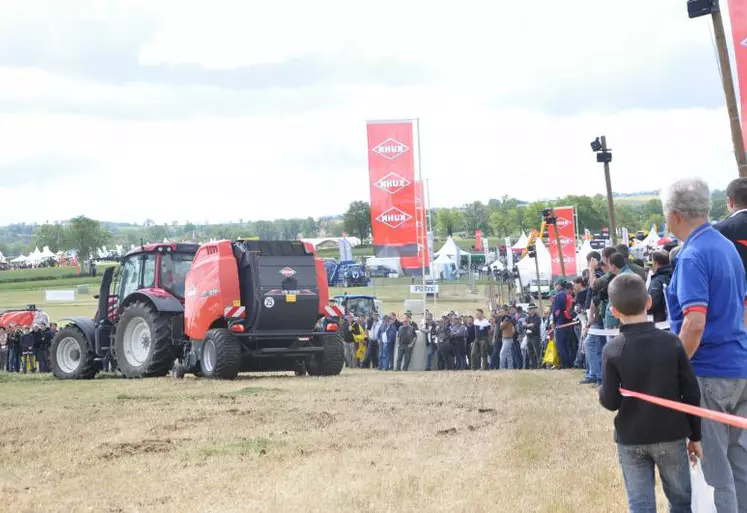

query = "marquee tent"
[
  {"left": 516, "top": 238, "right": 551, "bottom": 284},
  {"left": 512, "top": 232, "right": 529, "bottom": 250},
  {"left": 435, "top": 236, "right": 461, "bottom": 260},
  {"left": 432, "top": 252, "right": 457, "bottom": 280}
]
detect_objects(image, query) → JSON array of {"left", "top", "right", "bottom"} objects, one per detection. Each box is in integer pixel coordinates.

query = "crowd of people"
[{"left": 0, "top": 323, "right": 57, "bottom": 373}]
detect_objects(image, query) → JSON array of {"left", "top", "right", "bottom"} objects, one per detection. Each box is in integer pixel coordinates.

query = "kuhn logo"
[
  {"left": 375, "top": 172, "right": 411, "bottom": 194},
  {"left": 551, "top": 236, "right": 574, "bottom": 246},
  {"left": 376, "top": 207, "right": 412, "bottom": 229},
  {"left": 555, "top": 217, "right": 571, "bottom": 229},
  {"left": 372, "top": 138, "right": 410, "bottom": 160},
  {"left": 279, "top": 267, "right": 296, "bottom": 277}
]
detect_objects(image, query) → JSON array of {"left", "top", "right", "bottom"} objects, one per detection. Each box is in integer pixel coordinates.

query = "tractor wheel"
[
  {"left": 114, "top": 301, "right": 175, "bottom": 378},
  {"left": 307, "top": 334, "right": 345, "bottom": 376},
  {"left": 200, "top": 329, "right": 241, "bottom": 379},
  {"left": 51, "top": 325, "right": 98, "bottom": 380}
]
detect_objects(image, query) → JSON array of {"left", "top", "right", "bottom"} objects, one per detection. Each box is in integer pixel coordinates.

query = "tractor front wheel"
[
  {"left": 114, "top": 301, "right": 175, "bottom": 378},
  {"left": 51, "top": 325, "right": 98, "bottom": 380},
  {"left": 200, "top": 329, "right": 241, "bottom": 379},
  {"left": 307, "top": 334, "right": 345, "bottom": 376}
]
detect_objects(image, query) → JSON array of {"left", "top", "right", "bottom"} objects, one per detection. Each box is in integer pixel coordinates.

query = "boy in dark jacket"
[
  {"left": 647, "top": 250, "right": 673, "bottom": 323},
  {"left": 600, "top": 273, "right": 702, "bottom": 512}
]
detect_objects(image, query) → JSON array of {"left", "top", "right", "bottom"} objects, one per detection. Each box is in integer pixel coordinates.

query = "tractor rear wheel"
[
  {"left": 307, "top": 334, "right": 345, "bottom": 376},
  {"left": 200, "top": 329, "right": 241, "bottom": 379},
  {"left": 51, "top": 325, "right": 98, "bottom": 380},
  {"left": 114, "top": 301, "right": 175, "bottom": 378}
]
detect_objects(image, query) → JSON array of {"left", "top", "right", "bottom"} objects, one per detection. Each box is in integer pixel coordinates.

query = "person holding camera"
[{"left": 498, "top": 305, "right": 518, "bottom": 369}]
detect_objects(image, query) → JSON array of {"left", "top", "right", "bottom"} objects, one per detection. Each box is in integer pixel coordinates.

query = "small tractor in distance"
[{"left": 50, "top": 240, "right": 344, "bottom": 380}]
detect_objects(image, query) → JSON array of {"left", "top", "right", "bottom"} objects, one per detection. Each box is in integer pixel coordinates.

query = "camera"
[{"left": 590, "top": 137, "right": 603, "bottom": 152}]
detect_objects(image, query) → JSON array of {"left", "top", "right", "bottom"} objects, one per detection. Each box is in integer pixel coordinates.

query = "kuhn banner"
[
  {"left": 729, "top": 0, "right": 747, "bottom": 153},
  {"left": 547, "top": 206, "right": 577, "bottom": 277},
  {"left": 414, "top": 179, "right": 430, "bottom": 270},
  {"left": 367, "top": 120, "right": 419, "bottom": 261}
]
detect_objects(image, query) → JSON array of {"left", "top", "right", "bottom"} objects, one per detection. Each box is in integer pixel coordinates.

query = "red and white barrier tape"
[{"left": 620, "top": 388, "right": 747, "bottom": 430}]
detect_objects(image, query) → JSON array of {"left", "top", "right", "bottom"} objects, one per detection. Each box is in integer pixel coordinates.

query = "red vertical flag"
[
  {"left": 475, "top": 230, "right": 483, "bottom": 251},
  {"left": 413, "top": 180, "right": 429, "bottom": 271},
  {"left": 729, "top": 0, "right": 747, "bottom": 153},
  {"left": 366, "top": 120, "right": 419, "bottom": 273},
  {"left": 548, "top": 206, "right": 577, "bottom": 276}
]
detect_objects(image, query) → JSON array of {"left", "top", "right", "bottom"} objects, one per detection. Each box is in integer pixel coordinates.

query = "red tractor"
[{"left": 50, "top": 240, "right": 344, "bottom": 380}]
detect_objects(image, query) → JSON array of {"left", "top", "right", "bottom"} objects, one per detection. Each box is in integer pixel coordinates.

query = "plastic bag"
[
  {"left": 542, "top": 339, "right": 560, "bottom": 368},
  {"left": 691, "top": 460, "right": 716, "bottom": 513}
]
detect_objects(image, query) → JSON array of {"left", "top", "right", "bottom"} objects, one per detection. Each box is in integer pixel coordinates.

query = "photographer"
[
  {"left": 498, "top": 305, "right": 518, "bottom": 369},
  {"left": 449, "top": 314, "right": 468, "bottom": 370},
  {"left": 523, "top": 304, "right": 543, "bottom": 369}
]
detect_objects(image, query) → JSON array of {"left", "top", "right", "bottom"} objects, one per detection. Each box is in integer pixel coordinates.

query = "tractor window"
[
  {"left": 142, "top": 254, "right": 156, "bottom": 289},
  {"left": 119, "top": 257, "right": 140, "bottom": 300},
  {"left": 160, "top": 252, "right": 194, "bottom": 298}
]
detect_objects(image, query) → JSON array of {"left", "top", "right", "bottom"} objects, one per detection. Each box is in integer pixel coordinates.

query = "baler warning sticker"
[{"left": 264, "top": 297, "right": 275, "bottom": 308}]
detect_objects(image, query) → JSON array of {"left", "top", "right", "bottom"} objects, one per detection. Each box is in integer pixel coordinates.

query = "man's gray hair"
[{"left": 661, "top": 178, "right": 711, "bottom": 220}]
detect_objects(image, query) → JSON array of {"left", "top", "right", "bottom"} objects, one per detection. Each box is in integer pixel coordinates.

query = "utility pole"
[
  {"left": 688, "top": 1, "right": 747, "bottom": 175},
  {"left": 712, "top": 6, "right": 747, "bottom": 176},
  {"left": 591, "top": 136, "right": 618, "bottom": 246}
]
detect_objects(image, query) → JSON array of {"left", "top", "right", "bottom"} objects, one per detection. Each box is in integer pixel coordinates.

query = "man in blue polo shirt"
[{"left": 662, "top": 178, "right": 747, "bottom": 512}]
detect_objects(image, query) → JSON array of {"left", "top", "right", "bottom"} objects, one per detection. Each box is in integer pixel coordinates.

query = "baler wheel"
[
  {"left": 200, "top": 329, "right": 241, "bottom": 379},
  {"left": 307, "top": 334, "right": 345, "bottom": 376}
]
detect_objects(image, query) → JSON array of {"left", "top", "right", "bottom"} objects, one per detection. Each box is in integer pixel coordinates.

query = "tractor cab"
[{"left": 331, "top": 294, "right": 382, "bottom": 318}]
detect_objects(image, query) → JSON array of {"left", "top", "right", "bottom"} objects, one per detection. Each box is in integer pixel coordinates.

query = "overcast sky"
[{"left": 0, "top": 0, "right": 740, "bottom": 225}]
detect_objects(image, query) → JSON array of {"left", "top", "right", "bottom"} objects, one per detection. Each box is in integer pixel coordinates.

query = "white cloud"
[{"left": 0, "top": 0, "right": 740, "bottom": 226}]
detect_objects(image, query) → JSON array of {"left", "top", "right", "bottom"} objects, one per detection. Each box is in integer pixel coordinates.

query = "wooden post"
[{"left": 712, "top": 8, "right": 747, "bottom": 177}]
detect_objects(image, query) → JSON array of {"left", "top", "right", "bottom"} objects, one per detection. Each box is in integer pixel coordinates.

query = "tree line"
[{"left": 0, "top": 191, "right": 729, "bottom": 258}]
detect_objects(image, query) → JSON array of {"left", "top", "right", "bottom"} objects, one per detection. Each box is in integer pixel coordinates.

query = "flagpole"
[
  {"left": 426, "top": 178, "right": 436, "bottom": 313},
  {"left": 416, "top": 118, "right": 427, "bottom": 320}
]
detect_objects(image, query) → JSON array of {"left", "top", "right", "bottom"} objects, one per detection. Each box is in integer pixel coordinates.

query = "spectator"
[
  {"left": 341, "top": 313, "right": 356, "bottom": 368},
  {"left": 32, "top": 325, "right": 46, "bottom": 372},
  {"left": 378, "top": 315, "right": 396, "bottom": 371},
  {"left": 582, "top": 251, "right": 606, "bottom": 385},
  {"left": 615, "top": 244, "right": 647, "bottom": 281},
  {"left": 7, "top": 325, "right": 21, "bottom": 372},
  {"left": 490, "top": 314, "right": 502, "bottom": 370},
  {"left": 602, "top": 253, "right": 634, "bottom": 330},
  {"left": 498, "top": 306, "right": 517, "bottom": 369},
  {"left": 19, "top": 327, "right": 34, "bottom": 373},
  {"left": 422, "top": 316, "right": 439, "bottom": 371},
  {"left": 523, "top": 304, "right": 543, "bottom": 369},
  {"left": 362, "top": 313, "right": 382, "bottom": 369},
  {"left": 395, "top": 313, "right": 417, "bottom": 371},
  {"left": 552, "top": 279, "right": 574, "bottom": 369},
  {"left": 663, "top": 177, "right": 747, "bottom": 511},
  {"left": 436, "top": 317, "right": 454, "bottom": 370},
  {"left": 465, "top": 315, "right": 476, "bottom": 368},
  {"left": 388, "top": 312, "right": 401, "bottom": 370},
  {"left": 471, "top": 309, "right": 490, "bottom": 370},
  {"left": 599, "top": 273, "right": 701, "bottom": 513},
  {"left": 510, "top": 305, "right": 525, "bottom": 368},
  {"left": 647, "top": 250, "right": 672, "bottom": 324},
  {"left": 449, "top": 315, "right": 468, "bottom": 370},
  {"left": 0, "top": 327, "right": 7, "bottom": 371},
  {"left": 715, "top": 177, "right": 747, "bottom": 285},
  {"left": 572, "top": 277, "right": 588, "bottom": 368}
]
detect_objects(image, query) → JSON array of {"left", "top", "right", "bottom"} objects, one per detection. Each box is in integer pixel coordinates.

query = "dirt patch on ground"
[{"left": 100, "top": 439, "right": 175, "bottom": 458}]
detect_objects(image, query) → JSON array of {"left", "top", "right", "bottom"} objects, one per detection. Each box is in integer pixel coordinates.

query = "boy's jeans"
[{"left": 616, "top": 439, "right": 691, "bottom": 513}]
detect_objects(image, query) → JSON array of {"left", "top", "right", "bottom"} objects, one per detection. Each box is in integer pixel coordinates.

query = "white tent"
[
  {"left": 0, "top": 251, "right": 5, "bottom": 264},
  {"left": 41, "top": 246, "right": 56, "bottom": 259},
  {"left": 488, "top": 259, "right": 505, "bottom": 270},
  {"left": 516, "top": 239, "right": 551, "bottom": 285},
  {"left": 576, "top": 240, "right": 594, "bottom": 272},
  {"left": 512, "top": 232, "right": 529, "bottom": 250},
  {"left": 641, "top": 224, "right": 660, "bottom": 247},
  {"left": 432, "top": 252, "right": 457, "bottom": 279},
  {"left": 11, "top": 255, "right": 27, "bottom": 263},
  {"left": 435, "top": 236, "right": 461, "bottom": 260}
]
